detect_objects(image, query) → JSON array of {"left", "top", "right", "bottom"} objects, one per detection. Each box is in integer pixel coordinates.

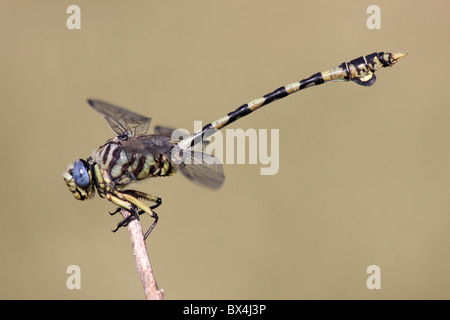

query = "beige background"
[{"left": 1, "top": 0, "right": 449, "bottom": 299}]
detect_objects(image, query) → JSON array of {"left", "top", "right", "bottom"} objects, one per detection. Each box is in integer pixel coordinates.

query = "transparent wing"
[
  {"left": 153, "top": 126, "right": 176, "bottom": 138},
  {"left": 120, "top": 135, "right": 176, "bottom": 160},
  {"left": 122, "top": 137, "right": 225, "bottom": 189},
  {"left": 88, "top": 99, "right": 152, "bottom": 136},
  {"left": 154, "top": 125, "right": 212, "bottom": 149},
  {"left": 178, "top": 150, "right": 225, "bottom": 190}
]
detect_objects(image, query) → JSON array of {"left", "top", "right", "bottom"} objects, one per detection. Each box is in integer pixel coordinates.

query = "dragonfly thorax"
[
  {"left": 63, "top": 136, "right": 179, "bottom": 201},
  {"left": 93, "top": 136, "right": 178, "bottom": 187}
]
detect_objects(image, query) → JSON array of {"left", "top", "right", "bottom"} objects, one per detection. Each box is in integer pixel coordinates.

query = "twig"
[{"left": 121, "top": 209, "right": 164, "bottom": 300}]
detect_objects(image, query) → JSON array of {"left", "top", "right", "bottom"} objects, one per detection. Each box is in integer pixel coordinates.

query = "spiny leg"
[
  {"left": 119, "top": 190, "right": 161, "bottom": 238},
  {"left": 111, "top": 211, "right": 137, "bottom": 232},
  {"left": 108, "top": 197, "right": 157, "bottom": 215},
  {"left": 107, "top": 193, "right": 141, "bottom": 233},
  {"left": 112, "top": 208, "right": 158, "bottom": 238},
  {"left": 121, "top": 189, "right": 162, "bottom": 210},
  {"left": 109, "top": 190, "right": 161, "bottom": 238}
]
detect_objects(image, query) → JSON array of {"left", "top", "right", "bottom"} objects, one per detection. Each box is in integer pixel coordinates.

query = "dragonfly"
[{"left": 63, "top": 51, "right": 406, "bottom": 239}]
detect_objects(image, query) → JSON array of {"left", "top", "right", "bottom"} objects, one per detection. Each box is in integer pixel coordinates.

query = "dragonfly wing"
[
  {"left": 121, "top": 137, "right": 224, "bottom": 189},
  {"left": 120, "top": 135, "right": 175, "bottom": 159},
  {"left": 88, "top": 99, "right": 152, "bottom": 136},
  {"left": 154, "top": 125, "right": 212, "bottom": 149},
  {"left": 178, "top": 151, "right": 225, "bottom": 190},
  {"left": 153, "top": 126, "right": 178, "bottom": 139}
]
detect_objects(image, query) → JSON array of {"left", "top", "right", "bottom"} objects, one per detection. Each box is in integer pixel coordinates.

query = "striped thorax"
[{"left": 93, "top": 136, "right": 177, "bottom": 187}]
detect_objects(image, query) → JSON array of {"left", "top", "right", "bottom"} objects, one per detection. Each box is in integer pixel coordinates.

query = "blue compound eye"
[{"left": 73, "top": 160, "right": 90, "bottom": 188}]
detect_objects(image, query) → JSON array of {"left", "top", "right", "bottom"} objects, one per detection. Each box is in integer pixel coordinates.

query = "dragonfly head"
[{"left": 63, "top": 159, "right": 95, "bottom": 201}]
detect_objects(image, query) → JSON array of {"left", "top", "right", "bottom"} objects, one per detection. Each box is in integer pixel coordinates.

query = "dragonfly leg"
[
  {"left": 106, "top": 193, "right": 141, "bottom": 233},
  {"left": 109, "top": 190, "right": 160, "bottom": 238},
  {"left": 144, "top": 211, "right": 159, "bottom": 240},
  {"left": 109, "top": 207, "right": 121, "bottom": 216},
  {"left": 111, "top": 212, "right": 138, "bottom": 233},
  {"left": 150, "top": 200, "right": 162, "bottom": 210},
  {"left": 120, "top": 190, "right": 162, "bottom": 237},
  {"left": 121, "top": 190, "right": 162, "bottom": 210}
]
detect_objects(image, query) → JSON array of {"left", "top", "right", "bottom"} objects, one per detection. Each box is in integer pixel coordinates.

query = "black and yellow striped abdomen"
[{"left": 178, "top": 52, "right": 406, "bottom": 149}]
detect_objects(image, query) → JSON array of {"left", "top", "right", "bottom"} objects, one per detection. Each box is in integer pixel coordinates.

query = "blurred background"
[{"left": 0, "top": 0, "right": 449, "bottom": 299}]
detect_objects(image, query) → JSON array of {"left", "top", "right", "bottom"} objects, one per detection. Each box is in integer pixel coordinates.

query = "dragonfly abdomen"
[{"left": 177, "top": 52, "right": 406, "bottom": 149}]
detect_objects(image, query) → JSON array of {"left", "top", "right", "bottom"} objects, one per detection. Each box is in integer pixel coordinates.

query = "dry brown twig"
[{"left": 121, "top": 209, "right": 164, "bottom": 300}]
